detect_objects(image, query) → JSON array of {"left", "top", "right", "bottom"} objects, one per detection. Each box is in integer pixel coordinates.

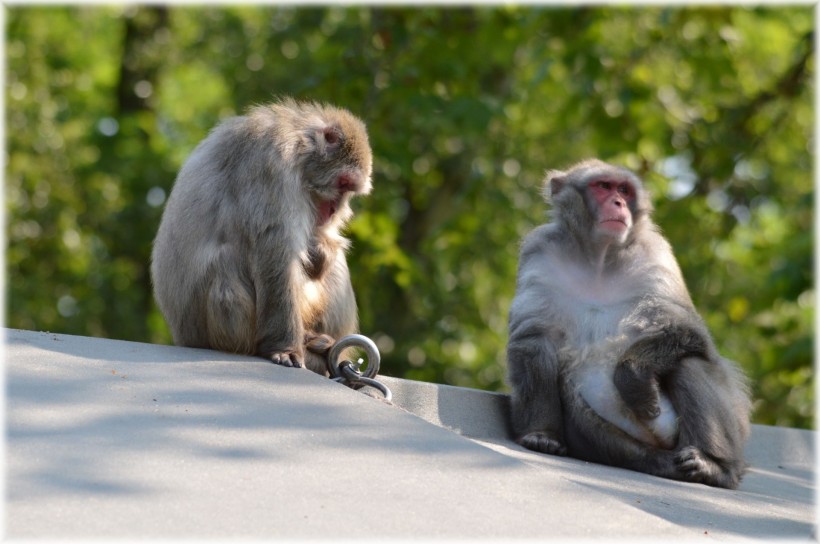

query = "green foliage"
[{"left": 6, "top": 6, "right": 814, "bottom": 428}]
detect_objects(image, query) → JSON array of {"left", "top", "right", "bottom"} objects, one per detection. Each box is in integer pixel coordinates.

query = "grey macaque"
[
  {"left": 506, "top": 159, "right": 751, "bottom": 488},
  {"left": 151, "top": 98, "right": 372, "bottom": 374}
]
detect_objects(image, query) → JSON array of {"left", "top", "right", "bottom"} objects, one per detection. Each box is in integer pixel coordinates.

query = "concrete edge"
[{"left": 375, "top": 374, "right": 816, "bottom": 468}]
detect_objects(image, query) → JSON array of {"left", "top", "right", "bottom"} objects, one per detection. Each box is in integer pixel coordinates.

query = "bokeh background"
[{"left": 6, "top": 6, "right": 814, "bottom": 428}]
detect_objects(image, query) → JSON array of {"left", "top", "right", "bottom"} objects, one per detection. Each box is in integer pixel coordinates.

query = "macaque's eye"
[
  {"left": 618, "top": 184, "right": 633, "bottom": 198},
  {"left": 595, "top": 181, "right": 612, "bottom": 191},
  {"left": 323, "top": 128, "right": 340, "bottom": 145}
]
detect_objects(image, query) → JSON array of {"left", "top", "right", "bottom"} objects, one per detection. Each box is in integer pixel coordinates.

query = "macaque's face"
[
  {"left": 305, "top": 118, "right": 373, "bottom": 227},
  {"left": 588, "top": 178, "right": 636, "bottom": 241}
]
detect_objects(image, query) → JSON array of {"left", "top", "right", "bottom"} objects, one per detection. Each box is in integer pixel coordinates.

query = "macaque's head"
[
  {"left": 260, "top": 99, "right": 373, "bottom": 227},
  {"left": 299, "top": 103, "right": 372, "bottom": 196},
  {"left": 544, "top": 159, "right": 651, "bottom": 246}
]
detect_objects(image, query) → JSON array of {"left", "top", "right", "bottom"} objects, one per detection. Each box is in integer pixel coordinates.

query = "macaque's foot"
[
  {"left": 305, "top": 333, "right": 335, "bottom": 354},
  {"left": 518, "top": 431, "right": 568, "bottom": 456},
  {"left": 675, "top": 446, "right": 709, "bottom": 482},
  {"left": 270, "top": 350, "right": 304, "bottom": 368},
  {"left": 674, "top": 446, "right": 740, "bottom": 489},
  {"left": 302, "top": 333, "right": 335, "bottom": 375}
]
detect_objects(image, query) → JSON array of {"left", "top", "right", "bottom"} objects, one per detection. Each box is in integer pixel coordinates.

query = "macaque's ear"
[{"left": 542, "top": 170, "right": 567, "bottom": 202}]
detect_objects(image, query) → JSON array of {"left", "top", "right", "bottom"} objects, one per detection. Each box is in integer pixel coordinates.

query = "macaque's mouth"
[
  {"left": 600, "top": 218, "right": 629, "bottom": 233},
  {"left": 314, "top": 171, "right": 367, "bottom": 226},
  {"left": 317, "top": 198, "right": 341, "bottom": 226}
]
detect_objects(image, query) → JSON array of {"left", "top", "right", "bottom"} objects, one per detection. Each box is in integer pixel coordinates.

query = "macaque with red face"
[
  {"left": 151, "top": 98, "right": 372, "bottom": 373},
  {"left": 506, "top": 159, "right": 751, "bottom": 488},
  {"left": 590, "top": 179, "right": 634, "bottom": 239}
]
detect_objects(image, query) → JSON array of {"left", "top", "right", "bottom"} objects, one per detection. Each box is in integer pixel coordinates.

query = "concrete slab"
[{"left": 5, "top": 329, "right": 816, "bottom": 539}]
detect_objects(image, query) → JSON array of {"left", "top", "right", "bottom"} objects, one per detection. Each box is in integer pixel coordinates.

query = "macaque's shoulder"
[{"left": 519, "top": 223, "right": 564, "bottom": 260}]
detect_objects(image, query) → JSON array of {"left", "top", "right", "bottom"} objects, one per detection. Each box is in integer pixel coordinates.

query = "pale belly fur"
[{"left": 577, "top": 363, "right": 679, "bottom": 450}]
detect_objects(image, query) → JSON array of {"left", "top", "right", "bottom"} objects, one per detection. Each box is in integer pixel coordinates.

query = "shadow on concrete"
[
  {"left": 7, "top": 330, "right": 520, "bottom": 503},
  {"left": 6, "top": 329, "right": 816, "bottom": 539}
]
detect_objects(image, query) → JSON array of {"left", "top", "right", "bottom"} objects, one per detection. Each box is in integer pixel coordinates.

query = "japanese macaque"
[
  {"left": 151, "top": 98, "right": 372, "bottom": 374},
  {"left": 506, "top": 159, "right": 751, "bottom": 489}
]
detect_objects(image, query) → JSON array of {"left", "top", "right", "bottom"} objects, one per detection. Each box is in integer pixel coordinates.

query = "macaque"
[
  {"left": 151, "top": 98, "right": 372, "bottom": 374},
  {"left": 506, "top": 159, "right": 751, "bottom": 489}
]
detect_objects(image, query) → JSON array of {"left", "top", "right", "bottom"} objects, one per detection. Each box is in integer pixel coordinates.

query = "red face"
[{"left": 588, "top": 179, "right": 635, "bottom": 238}]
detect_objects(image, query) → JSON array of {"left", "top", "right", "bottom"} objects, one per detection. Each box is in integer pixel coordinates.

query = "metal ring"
[
  {"left": 327, "top": 334, "right": 381, "bottom": 379},
  {"left": 341, "top": 368, "right": 393, "bottom": 402}
]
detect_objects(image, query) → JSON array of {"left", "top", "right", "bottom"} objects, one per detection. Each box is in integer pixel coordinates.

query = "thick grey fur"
[
  {"left": 151, "top": 98, "right": 372, "bottom": 374},
  {"left": 506, "top": 158, "right": 751, "bottom": 488}
]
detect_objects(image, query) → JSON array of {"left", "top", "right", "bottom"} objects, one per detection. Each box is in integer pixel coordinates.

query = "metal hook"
[
  {"left": 327, "top": 334, "right": 391, "bottom": 401},
  {"left": 327, "top": 334, "right": 381, "bottom": 380}
]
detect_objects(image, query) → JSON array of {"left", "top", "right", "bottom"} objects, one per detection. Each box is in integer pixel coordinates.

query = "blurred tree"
[{"left": 6, "top": 6, "right": 813, "bottom": 428}]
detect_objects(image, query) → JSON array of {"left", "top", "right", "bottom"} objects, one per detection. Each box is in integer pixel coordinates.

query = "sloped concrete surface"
[{"left": 6, "top": 329, "right": 816, "bottom": 539}]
